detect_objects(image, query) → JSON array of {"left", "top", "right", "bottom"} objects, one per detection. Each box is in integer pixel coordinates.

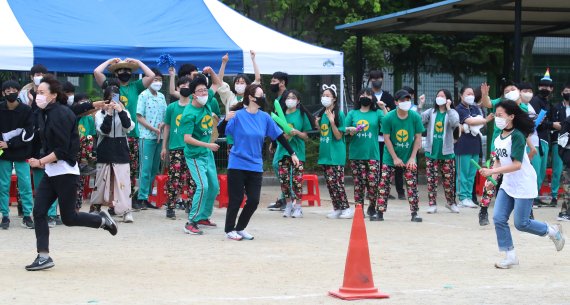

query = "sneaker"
[
  {"left": 548, "top": 197, "right": 558, "bottom": 207},
  {"left": 237, "top": 230, "right": 254, "bottom": 240},
  {"left": 48, "top": 217, "right": 56, "bottom": 228},
  {"left": 370, "top": 211, "right": 384, "bottom": 221},
  {"left": 426, "top": 205, "right": 437, "bottom": 214},
  {"left": 226, "top": 230, "right": 242, "bottom": 240},
  {"left": 291, "top": 205, "right": 303, "bottom": 218},
  {"left": 388, "top": 194, "right": 396, "bottom": 200},
  {"left": 479, "top": 208, "right": 490, "bottom": 226},
  {"left": 108, "top": 207, "right": 116, "bottom": 216},
  {"left": 283, "top": 202, "right": 293, "bottom": 218},
  {"left": 398, "top": 193, "right": 406, "bottom": 200},
  {"left": 25, "top": 255, "right": 55, "bottom": 271},
  {"left": 196, "top": 219, "right": 217, "bottom": 227},
  {"left": 55, "top": 216, "right": 63, "bottom": 225},
  {"left": 366, "top": 205, "right": 376, "bottom": 216},
  {"left": 411, "top": 212, "right": 423, "bottom": 222},
  {"left": 533, "top": 198, "right": 542, "bottom": 208},
  {"left": 184, "top": 222, "right": 203, "bottom": 235},
  {"left": 166, "top": 208, "right": 176, "bottom": 220},
  {"left": 339, "top": 208, "right": 354, "bottom": 219},
  {"left": 123, "top": 211, "right": 133, "bottom": 223},
  {"left": 99, "top": 210, "right": 118, "bottom": 236},
  {"left": 557, "top": 212, "right": 570, "bottom": 222},
  {"left": 327, "top": 210, "right": 342, "bottom": 219},
  {"left": 141, "top": 200, "right": 158, "bottom": 210},
  {"left": 1, "top": 216, "right": 9, "bottom": 230},
  {"left": 268, "top": 198, "right": 285, "bottom": 211},
  {"left": 495, "top": 256, "right": 519, "bottom": 269},
  {"left": 548, "top": 223, "right": 565, "bottom": 251},
  {"left": 132, "top": 198, "right": 143, "bottom": 211},
  {"left": 21, "top": 216, "right": 35, "bottom": 229},
  {"left": 460, "top": 198, "right": 478, "bottom": 208},
  {"left": 446, "top": 204, "right": 460, "bottom": 213}
]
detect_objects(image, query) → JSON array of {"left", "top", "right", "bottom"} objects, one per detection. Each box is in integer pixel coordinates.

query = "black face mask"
[
  {"left": 270, "top": 83, "right": 280, "bottom": 93},
  {"left": 5, "top": 93, "right": 18, "bottom": 103},
  {"left": 254, "top": 96, "right": 266, "bottom": 108},
  {"left": 359, "top": 97, "right": 372, "bottom": 107},
  {"left": 180, "top": 88, "right": 192, "bottom": 98},
  {"left": 117, "top": 72, "right": 131, "bottom": 83},
  {"left": 539, "top": 89, "right": 551, "bottom": 98},
  {"left": 563, "top": 93, "right": 570, "bottom": 101},
  {"left": 371, "top": 80, "right": 382, "bottom": 89}
]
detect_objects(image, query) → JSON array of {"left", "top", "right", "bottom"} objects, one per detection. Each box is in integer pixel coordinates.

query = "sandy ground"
[{"left": 1, "top": 184, "right": 569, "bottom": 305}]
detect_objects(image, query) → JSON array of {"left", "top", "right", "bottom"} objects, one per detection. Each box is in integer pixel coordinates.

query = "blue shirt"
[
  {"left": 226, "top": 109, "right": 283, "bottom": 172},
  {"left": 455, "top": 103, "right": 483, "bottom": 156}
]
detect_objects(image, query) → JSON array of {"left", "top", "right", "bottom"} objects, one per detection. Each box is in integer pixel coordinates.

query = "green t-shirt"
[
  {"left": 381, "top": 110, "right": 425, "bottom": 166},
  {"left": 119, "top": 79, "right": 146, "bottom": 138},
  {"left": 426, "top": 111, "right": 454, "bottom": 160},
  {"left": 318, "top": 111, "right": 346, "bottom": 166},
  {"left": 180, "top": 103, "right": 214, "bottom": 159},
  {"left": 274, "top": 109, "right": 312, "bottom": 162},
  {"left": 490, "top": 97, "right": 528, "bottom": 151},
  {"left": 78, "top": 115, "right": 96, "bottom": 138},
  {"left": 344, "top": 109, "right": 384, "bottom": 160},
  {"left": 164, "top": 100, "right": 188, "bottom": 151}
]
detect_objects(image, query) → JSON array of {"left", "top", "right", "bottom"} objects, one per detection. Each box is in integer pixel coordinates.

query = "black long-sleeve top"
[
  {"left": 38, "top": 102, "right": 79, "bottom": 166},
  {"left": 0, "top": 101, "right": 35, "bottom": 161}
]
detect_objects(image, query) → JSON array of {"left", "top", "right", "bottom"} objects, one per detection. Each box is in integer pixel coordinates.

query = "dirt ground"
[{"left": 1, "top": 184, "right": 569, "bottom": 305}]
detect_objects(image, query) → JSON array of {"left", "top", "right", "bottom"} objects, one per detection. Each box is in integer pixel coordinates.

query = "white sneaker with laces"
[
  {"left": 446, "top": 204, "right": 460, "bottom": 213},
  {"left": 226, "top": 230, "right": 243, "bottom": 241},
  {"left": 460, "top": 198, "right": 478, "bottom": 208},
  {"left": 426, "top": 205, "right": 437, "bottom": 214},
  {"left": 548, "top": 223, "right": 565, "bottom": 251},
  {"left": 327, "top": 210, "right": 342, "bottom": 219},
  {"left": 495, "top": 256, "right": 519, "bottom": 269},
  {"left": 339, "top": 208, "right": 354, "bottom": 219},
  {"left": 292, "top": 205, "right": 303, "bottom": 218},
  {"left": 123, "top": 211, "right": 133, "bottom": 223},
  {"left": 237, "top": 230, "right": 254, "bottom": 240},
  {"left": 283, "top": 202, "right": 293, "bottom": 218}
]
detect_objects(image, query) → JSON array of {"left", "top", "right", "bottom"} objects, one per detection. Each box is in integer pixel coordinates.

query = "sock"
[
  {"left": 547, "top": 225, "right": 556, "bottom": 237},
  {"left": 39, "top": 252, "right": 49, "bottom": 259},
  {"left": 481, "top": 206, "right": 488, "bottom": 212}
]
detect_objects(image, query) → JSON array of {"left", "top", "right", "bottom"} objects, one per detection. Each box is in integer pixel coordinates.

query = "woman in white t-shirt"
[{"left": 479, "top": 99, "right": 565, "bottom": 269}]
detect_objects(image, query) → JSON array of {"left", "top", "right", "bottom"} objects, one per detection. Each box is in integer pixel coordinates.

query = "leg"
[
  {"left": 137, "top": 138, "right": 154, "bottom": 201},
  {"left": 111, "top": 164, "right": 132, "bottom": 215},
  {"left": 186, "top": 155, "right": 209, "bottom": 223},
  {"left": 323, "top": 165, "right": 340, "bottom": 210},
  {"left": 291, "top": 161, "right": 304, "bottom": 201},
  {"left": 278, "top": 157, "right": 293, "bottom": 201},
  {"left": 14, "top": 161, "right": 34, "bottom": 217},
  {"left": 442, "top": 158, "right": 457, "bottom": 205},
  {"left": 198, "top": 152, "right": 219, "bottom": 221},
  {"left": 456, "top": 154, "right": 477, "bottom": 201},
  {"left": 492, "top": 189, "right": 516, "bottom": 251},
  {"left": 335, "top": 166, "right": 350, "bottom": 210},
  {"left": 404, "top": 166, "right": 420, "bottom": 213},
  {"left": 394, "top": 166, "right": 405, "bottom": 197},
  {"left": 54, "top": 175, "right": 103, "bottom": 228},
  {"left": 377, "top": 165, "right": 395, "bottom": 212},
  {"left": 33, "top": 176, "right": 58, "bottom": 252},
  {"left": 366, "top": 160, "right": 380, "bottom": 209},
  {"left": 551, "top": 143, "right": 563, "bottom": 199},
  {"left": 128, "top": 137, "right": 139, "bottom": 195},
  {"left": 512, "top": 196, "right": 548, "bottom": 236},
  {"left": 225, "top": 169, "right": 245, "bottom": 233},
  {"left": 537, "top": 140, "right": 549, "bottom": 191},
  {"left": 0, "top": 160, "right": 12, "bottom": 217},
  {"left": 166, "top": 150, "right": 184, "bottom": 209},
  {"left": 426, "top": 158, "right": 439, "bottom": 206},
  {"left": 33, "top": 169, "right": 57, "bottom": 218},
  {"left": 350, "top": 160, "right": 366, "bottom": 206},
  {"left": 236, "top": 171, "right": 263, "bottom": 231}
]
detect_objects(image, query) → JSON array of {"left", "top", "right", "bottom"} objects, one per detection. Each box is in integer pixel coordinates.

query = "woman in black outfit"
[{"left": 25, "top": 75, "right": 117, "bottom": 271}]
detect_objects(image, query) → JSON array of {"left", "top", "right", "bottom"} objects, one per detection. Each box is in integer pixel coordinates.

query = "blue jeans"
[{"left": 493, "top": 189, "right": 548, "bottom": 251}]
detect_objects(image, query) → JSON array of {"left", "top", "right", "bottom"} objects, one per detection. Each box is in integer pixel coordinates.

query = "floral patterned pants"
[
  {"left": 378, "top": 164, "right": 419, "bottom": 213},
  {"left": 350, "top": 160, "right": 380, "bottom": 207},
  {"left": 278, "top": 157, "right": 304, "bottom": 200},
  {"left": 426, "top": 158, "right": 456, "bottom": 206},
  {"left": 166, "top": 149, "right": 196, "bottom": 209},
  {"left": 128, "top": 137, "right": 139, "bottom": 195},
  {"left": 323, "top": 165, "right": 349, "bottom": 210}
]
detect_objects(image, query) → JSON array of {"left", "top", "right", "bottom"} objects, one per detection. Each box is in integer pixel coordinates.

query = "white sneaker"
[
  {"left": 460, "top": 198, "right": 478, "bottom": 208},
  {"left": 283, "top": 202, "right": 293, "bottom": 218},
  {"left": 292, "top": 205, "right": 303, "bottom": 218},
  {"left": 426, "top": 205, "right": 437, "bottom": 214},
  {"left": 446, "top": 204, "right": 460, "bottom": 213},
  {"left": 123, "top": 211, "right": 133, "bottom": 223},
  {"left": 495, "top": 256, "right": 519, "bottom": 269},
  {"left": 327, "top": 210, "right": 342, "bottom": 219},
  {"left": 548, "top": 223, "right": 565, "bottom": 251},
  {"left": 339, "top": 208, "right": 354, "bottom": 219},
  {"left": 237, "top": 230, "right": 254, "bottom": 240},
  {"left": 226, "top": 230, "right": 243, "bottom": 241}
]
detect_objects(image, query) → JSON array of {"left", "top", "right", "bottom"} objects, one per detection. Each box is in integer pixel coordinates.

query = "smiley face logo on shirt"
[
  {"left": 435, "top": 121, "right": 444, "bottom": 133},
  {"left": 320, "top": 123, "right": 330, "bottom": 136},
  {"left": 356, "top": 119, "right": 369, "bottom": 131},
  {"left": 175, "top": 114, "right": 182, "bottom": 127},
  {"left": 201, "top": 114, "right": 213, "bottom": 130},
  {"left": 120, "top": 95, "right": 128, "bottom": 107},
  {"left": 396, "top": 129, "right": 409, "bottom": 142}
]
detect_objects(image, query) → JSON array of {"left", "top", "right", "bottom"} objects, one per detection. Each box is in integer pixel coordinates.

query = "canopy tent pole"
[
  {"left": 340, "top": 74, "right": 345, "bottom": 112},
  {"left": 355, "top": 33, "right": 364, "bottom": 103},
  {"left": 513, "top": 0, "right": 522, "bottom": 82}
]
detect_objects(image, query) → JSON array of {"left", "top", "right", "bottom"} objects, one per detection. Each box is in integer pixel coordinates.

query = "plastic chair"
[
  {"left": 301, "top": 174, "right": 321, "bottom": 207},
  {"left": 148, "top": 175, "right": 168, "bottom": 208}
]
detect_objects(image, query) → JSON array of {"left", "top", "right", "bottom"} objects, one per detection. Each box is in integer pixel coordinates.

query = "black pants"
[
  {"left": 33, "top": 174, "right": 102, "bottom": 252},
  {"left": 379, "top": 141, "right": 405, "bottom": 196},
  {"left": 224, "top": 169, "right": 263, "bottom": 233}
]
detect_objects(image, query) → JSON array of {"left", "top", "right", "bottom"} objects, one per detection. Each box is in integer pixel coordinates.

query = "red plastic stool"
[
  {"left": 301, "top": 174, "right": 321, "bottom": 207},
  {"left": 539, "top": 168, "right": 563, "bottom": 196},
  {"left": 216, "top": 174, "right": 245, "bottom": 208},
  {"left": 148, "top": 175, "right": 168, "bottom": 208},
  {"left": 9, "top": 174, "right": 17, "bottom": 206}
]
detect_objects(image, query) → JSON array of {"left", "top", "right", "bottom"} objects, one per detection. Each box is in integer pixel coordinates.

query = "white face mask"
[
  {"left": 398, "top": 101, "right": 412, "bottom": 111},
  {"left": 35, "top": 94, "right": 50, "bottom": 109},
  {"left": 33, "top": 76, "right": 43, "bottom": 86},
  {"left": 321, "top": 96, "right": 332, "bottom": 108},
  {"left": 495, "top": 117, "right": 509, "bottom": 130},
  {"left": 521, "top": 92, "right": 533, "bottom": 103},
  {"left": 67, "top": 95, "right": 74, "bottom": 106},
  {"left": 285, "top": 99, "right": 297, "bottom": 109},
  {"left": 234, "top": 84, "right": 246, "bottom": 94},
  {"left": 505, "top": 90, "right": 520, "bottom": 102},
  {"left": 150, "top": 82, "right": 162, "bottom": 91},
  {"left": 435, "top": 97, "right": 446, "bottom": 106},
  {"left": 196, "top": 95, "right": 208, "bottom": 105},
  {"left": 463, "top": 95, "right": 475, "bottom": 105}
]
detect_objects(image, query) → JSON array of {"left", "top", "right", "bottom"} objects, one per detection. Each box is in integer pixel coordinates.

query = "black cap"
[{"left": 394, "top": 89, "right": 411, "bottom": 101}]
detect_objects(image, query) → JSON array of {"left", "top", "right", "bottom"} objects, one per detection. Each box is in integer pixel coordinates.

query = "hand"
[
  {"left": 325, "top": 109, "right": 335, "bottom": 124},
  {"left": 108, "top": 58, "right": 120, "bottom": 65},
  {"left": 112, "top": 102, "right": 123, "bottom": 112},
  {"left": 553, "top": 122, "right": 562, "bottom": 130},
  {"left": 202, "top": 66, "right": 213, "bottom": 75},
  {"left": 377, "top": 100, "right": 386, "bottom": 110},
  {"left": 168, "top": 66, "right": 176, "bottom": 77},
  {"left": 92, "top": 101, "right": 106, "bottom": 109},
  {"left": 28, "top": 158, "right": 42, "bottom": 168},
  {"left": 484, "top": 180, "right": 495, "bottom": 191},
  {"left": 0, "top": 141, "right": 7, "bottom": 149},
  {"left": 160, "top": 148, "right": 167, "bottom": 161},
  {"left": 225, "top": 111, "right": 236, "bottom": 121},
  {"left": 486, "top": 113, "right": 494, "bottom": 122},
  {"left": 481, "top": 82, "right": 490, "bottom": 97},
  {"left": 212, "top": 114, "right": 219, "bottom": 122},
  {"left": 419, "top": 94, "right": 426, "bottom": 107},
  {"left": 446, "top": 99, "right": 452, "bottom": 110},
  {"left": 289, "top": 129, "right": 299, "bottom": 136},
  {"left": 394, "top": 157, "right": 405, "bottom": 168},
  {"left": 250, "top": 50, "right": 256, "bottom": 60},
  {"left": 528, "top": 146, "right": 537, "bottom": 160},
  {"left": 479, "top": 168, "right": 494, "bottom": 177},
  {"left": 269, "top": 142, "right": 275, "bottom": 154},
  {"left": 345, "top": 127, "right": 357, "bottom": 136},
  {"left": 314, "top": 117, "right": 320, "bottom": 127},
  {"left": 124, "top": 58, "right": 139, "bottom": 64},
  {"left": 222, "top": 53, "right": 229, "bottom": 63},
  {"left": 207, "top": 143, "right": 220, "bottom": 152},
  {"left": 405, "top": 158, "right": 417, "bottom": 170},
  {"left": 158, "top": 123, "right": 165, "bottom": 131},
  {"left": 291, "top": 154, "right": 300, "bottom": 167},
  {"left": 153, "top": 127, "right": 161, "bottom": 136}
]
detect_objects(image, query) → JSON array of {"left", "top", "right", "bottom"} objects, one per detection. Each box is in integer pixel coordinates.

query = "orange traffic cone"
[{"left": 329, "top": 204, "right": 389, "bottom": 300}]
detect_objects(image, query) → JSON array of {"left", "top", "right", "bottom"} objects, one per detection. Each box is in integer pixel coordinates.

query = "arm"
[
  {"left": 328, "top": 114, "right": 343, "bottom": 140},
  {"left": 464, "top": 116, "right": 488, "bottom": 125},
  {"left": 421, "top": 109, "right": 431, "bottom": 125},
  {"left": 218, "top": 53, "right": 228, "bottom": 81},
  {"left": 118, "top": 110, "right": 133, "bottom": 130},
  {"left": 6, "top": 111, "right": 35, "bottom": 149},
  {"left": 479, "top": 83, "right": 493, "bottom": 109},
  {"left": 94, "top": 58, "right": 119, "bottom": 87},
  {"left": 168, "top": 67, "right": 181, "bottom": 99},
  {"left": 203, "top": 66, "right": 220, "bottom": 93},
  {"left": 184, "top": 134, "right": 219, "bottom": 151},
  {"left": 526, "top": 136, "right": 537, "bottom": 160},
  {"left": 161, "top": 124, "right": 170, "bottom": 160},
  {"left": 250, "top": 50, "right": 261, "bottom": 84},
  {"left": 137, "top": 114, "right": 159, "bottom": 135},
  {"left": 383, "top": 136, "right": 402, "bottom": 166},
  {"left": 447, "top": 109, "right": 460, "bottom": 128},
  {"left": 407, "top": 133, "right": 422, "bottom": 167}
]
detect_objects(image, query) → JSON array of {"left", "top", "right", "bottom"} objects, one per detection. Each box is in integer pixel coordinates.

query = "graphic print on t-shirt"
[
  {"left": 200, "top": 114, "right": 213, "bottom": 130},
  {"left": 357, "top": 119, "right": 369, "bottom": 131},
  {"left": 435, "top": 121, "right": 444, "bottom": 133},
  {"left": 120, "top": 95, "right": 128, "bottom": 107},
  {"left": 396, "top": 129, "right": 409, "bottom": 143},
  {"left": 175, "top": 114, "right": 182, "bottom": 127},
  {"left": 320, "top": 123, "right": 329, "bottom": 136}
]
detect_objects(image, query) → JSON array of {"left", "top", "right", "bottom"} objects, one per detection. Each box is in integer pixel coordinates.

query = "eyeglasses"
[{"left": 195, "top": 89, "right": 208, "bottom": 94}]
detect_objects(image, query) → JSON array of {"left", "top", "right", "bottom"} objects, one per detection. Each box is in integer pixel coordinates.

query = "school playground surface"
[{"left": 0, "top": 184, "right": 568, "bottom": 305}]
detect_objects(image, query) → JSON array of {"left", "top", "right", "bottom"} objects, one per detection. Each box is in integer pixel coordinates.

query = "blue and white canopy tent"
[{"left": 1, "top": 0, "right": 344, "bottom": 105}]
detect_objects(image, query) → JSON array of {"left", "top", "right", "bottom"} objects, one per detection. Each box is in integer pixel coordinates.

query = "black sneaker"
[
  {"left": 21, "top": 216, "right": 35, "bottom": 229},
  {"left": 166, "top": 208, "right": 176, "bottom": 220},
  {"left": 366, "top": 205, "right": 375, "bottom": 216},
  {"left": 546, "top": 198, "right": 558, "bottom": 207},
  {"left": 99, "top": 210, "right": 118, "bottom": 236},
  {"left": 398, "top": 193, "right": 406, "bottom": 200},
  {"left": 108, "top": 207, "right": 116, "bottom": 216},
  {"left": 533, "top": 198, "right": 542, "bottom": 208},
  {"left": 79, "top": 164, "right": 97, "bottom": 176},
  {"left": 268, "top": 198, "right": 285, "bottom": 211},
  {"left": 411, "top": 212, "right": 422, "bottom": 222},
  {"left": 557, "top": 212, "right": 570, "bottom": 222},
  {"left": 142, "top": 200, "right": 158, "bottom": 209},
  {"left": 1, "top": 216, "right": 9, "bottom": 230},
  {"left": 529, "top": 209, "right": 534, "bottom": 220},
  {"left": 132, "top": 198, "right": 143, "bottom": 211},
  {"left": 388, "top": 194, "right": 396, "bottom": 200},
  {"left": 479, "top": 208, "right": 490, "bottom": 226},
  {"left": 55, "top": 215, "right": 63, "bottom": 225},
  {"left": 25, "top": 255, "right": 54, "bottom": 271},
  {"left": 370, "top": 211, "right": 384, "bottom": 221}
]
